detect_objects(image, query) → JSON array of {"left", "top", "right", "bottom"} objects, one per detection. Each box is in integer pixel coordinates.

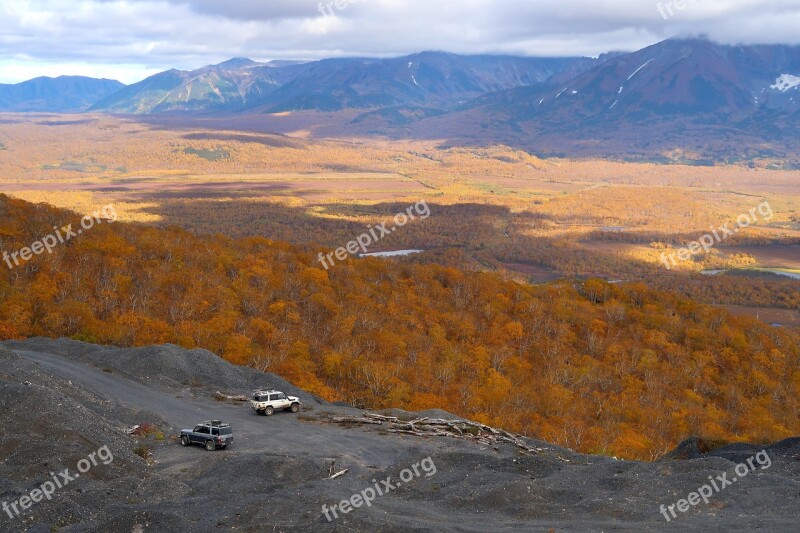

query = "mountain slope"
[
  {"left": 0, "top": 76, "right": 124, "bottom": 112},
  {"left": 471, "top": 38, "right": 800, "bottom": 122},
  {"left": 89, "top": 59, "right": 300, "bottom": 113},
  {"left": 423, "top": 38, "right": 800, "bottom": 160},
  {"left": 252, "top": 52, "right": 597, "bottom": 112},
  {"left": 2, "top": 338, "right": 799, "bottom": 531},
  {"left": 90, "top": 53, "right": 596, "bottom": 114},
  {"left": 1, "top": 195, "right": 799, "bottom": 461}
]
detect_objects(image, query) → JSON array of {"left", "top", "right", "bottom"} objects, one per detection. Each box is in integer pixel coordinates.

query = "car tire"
[
  {"left": 180, "top": 435, "right": 190, "bottom": 446},
  {"left": 290, "top": 403, "right": 300, "bottom": 413},
  {"left": 265, "top": 406, "right": 274, "bottom": 416},
  {"left": 205, "top": 440, "right": 216, "bottom": 451}
]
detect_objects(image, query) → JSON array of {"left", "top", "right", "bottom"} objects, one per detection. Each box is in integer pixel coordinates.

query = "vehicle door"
[
  {"left": 193, "top": 425, "right": 209, "bottom": 443},
  {"left": 274, "top": 392, "right": 290, "bottom": 409}
]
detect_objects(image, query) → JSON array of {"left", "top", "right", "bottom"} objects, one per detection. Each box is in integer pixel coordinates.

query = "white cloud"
[
  {"left": 0, "top": 0, "right": 798, "bottom": 84},
  {"left": 0, "top": 60, "right": 161, "bottom": 85}
]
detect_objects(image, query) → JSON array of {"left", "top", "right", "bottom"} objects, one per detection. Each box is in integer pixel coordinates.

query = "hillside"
[
  {"left": 0, "top": 195, "right": 798, "bottom": 461},
  {"left": 88, "top": 53, "right": 595, "bottom": 114},
  {"left": 2, "top": 338, "right": 799, "bottom": 531},
  {"left": 396, "top": 38, "right": 800, "bottom": 161},
  {"left": 0, "top": 76, "right": 124, "bottom": 112}
]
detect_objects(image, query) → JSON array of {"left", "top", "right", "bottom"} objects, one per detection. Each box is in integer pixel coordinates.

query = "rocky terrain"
[{"left": 1, "top": 338, "right": 798, "bottom": 532}]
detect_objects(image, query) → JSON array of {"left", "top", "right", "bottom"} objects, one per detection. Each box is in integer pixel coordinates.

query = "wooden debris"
[
  {"left": 332, "top": 416, "right": 383, "bottom": 425},
  {"left": 329, "top": 469, "right": 349, "bottom": 480},
  {"left": 364, "top": 413, "right": 399, "bottom": 422},
  {"left": 214, "top": 391, "right": 248, "bottom": 402},
  {"left": 331, "top": 412, "right": 544, "bottom": 455}
]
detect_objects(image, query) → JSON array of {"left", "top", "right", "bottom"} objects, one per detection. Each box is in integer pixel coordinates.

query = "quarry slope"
[{"left": 1, "top": 338, "right": 798, "bottom": 532}]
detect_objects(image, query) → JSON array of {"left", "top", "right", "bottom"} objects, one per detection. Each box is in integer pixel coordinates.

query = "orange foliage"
[{"left": 0, "top": 195, "right": 798, "bottom": 459}]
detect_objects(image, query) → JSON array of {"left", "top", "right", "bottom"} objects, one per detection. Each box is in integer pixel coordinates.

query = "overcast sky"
[{"left": 1, "top": 0, "right": 799, "bottom": 84}]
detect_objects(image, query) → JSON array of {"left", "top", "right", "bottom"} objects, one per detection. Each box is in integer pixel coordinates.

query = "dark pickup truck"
[{"left": 180, "top": 420, "right": 233, "bottom": 451}]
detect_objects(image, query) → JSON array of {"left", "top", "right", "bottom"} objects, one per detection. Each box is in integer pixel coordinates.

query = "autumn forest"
[{"left": 0, "top": 115, "right": 799, "bottom": 460}]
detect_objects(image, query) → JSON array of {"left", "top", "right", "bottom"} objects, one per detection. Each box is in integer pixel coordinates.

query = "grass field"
[{"left": 1, "top": 113, "right": 798, "bottom": 325}]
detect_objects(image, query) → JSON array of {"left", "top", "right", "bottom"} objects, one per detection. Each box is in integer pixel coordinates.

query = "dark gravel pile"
[
  {"left": 1, "top": 339, "right": 798, "bottom": 532},
  {"left": 3, "top": 337, "right": 319, "bottom": 405}
]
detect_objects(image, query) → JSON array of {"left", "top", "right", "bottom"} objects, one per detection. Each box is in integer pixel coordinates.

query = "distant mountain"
[
  {"left": 470, "top": 38, "right": 800, "bottom": 122},
  {"left": 251, "top": 52, "right": 597, "bottom": 112},
  {"left": 403, "top": 38, "right": 800, "bottom": 161},
  {"left": 10, "top": 40, "right": 800, "bottom": 161},
  {"left": 0, "top": 76, "right": 124, "bottom": 112},
  {"left": 89, "top": 53, "right": 597, "bottom": 114},
  {"left": 88, "top": 59, "right": 301, "bottom": 114}
]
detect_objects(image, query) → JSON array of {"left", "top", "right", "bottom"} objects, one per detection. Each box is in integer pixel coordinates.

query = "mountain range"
[
  {"left": 0, "top": 76, "right": 123, "bottom": 112},
  {"left": 88, "top": 52, "right": 597, "bottom": 114},
  {"left": 3, "top": 38, "right": 800, "bottom": 161},
  {"left": 439, "top": 38, "right": 800, "bottom": 160}
]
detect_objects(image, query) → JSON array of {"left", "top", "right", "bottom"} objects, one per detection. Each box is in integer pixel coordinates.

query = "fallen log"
[
  {"left": 330, "top": 412, "right": 544, "bottom": 456},
  {"left": 364, "top": 413, "right": 399, "bottom": 422},
  {"left": 214, "top": 391, "right": 248, "bottom": 402},
  {"left": 332, "top": 416, "right": 383, "bottom": 425}
]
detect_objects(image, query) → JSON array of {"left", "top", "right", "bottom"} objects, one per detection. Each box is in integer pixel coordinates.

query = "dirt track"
[{"left": 1, "top": 338, "right": 799, "bottom": 532}]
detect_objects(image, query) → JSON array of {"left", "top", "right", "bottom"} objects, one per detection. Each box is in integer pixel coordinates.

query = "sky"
[{"left": 1, "top": 0, "right": 799, "bottom": 84}]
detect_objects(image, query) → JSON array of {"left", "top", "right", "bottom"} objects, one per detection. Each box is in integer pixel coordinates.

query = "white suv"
[{"left": 251, "top": 390, "right": 301, "bottom": 416}]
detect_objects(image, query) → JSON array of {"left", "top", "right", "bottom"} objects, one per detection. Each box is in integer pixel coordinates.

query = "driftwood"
[
  {"left": 364, "top": 413, "right": 399, "bottom": 422},
  {"left": 332, "top": 416, "right": 383, "bottom": 425},
  {"left": 331, "top": 412, "right": 545, "bottom": 455},
  {"left": 329, "top": 469, "right": 349, "bottom": 480},
  {"left": 214, "top": 391, "right": 248, "bottom": 402}
]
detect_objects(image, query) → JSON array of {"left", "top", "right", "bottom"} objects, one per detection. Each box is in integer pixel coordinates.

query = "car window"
[
  {"left": 197, "top": 426, "right": 210, "bottom": 434},
  {"left": 212, "top": 428, "right": 219, "bottom": 436},
  {"left": 276, "top": 393, "right": 287, "bottom": 400},
  {"left": 220, "top": 427, "right": 232, "bottom": 436},
  {"left": 268, "top": 394, "right": 276, "bottom": 401},
  {"left": 193, "top": 425, "right": 203, "bottom": 432}
]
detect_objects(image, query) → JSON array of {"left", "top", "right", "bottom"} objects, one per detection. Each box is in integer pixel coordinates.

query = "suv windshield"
[{"left": 220, "top": 427, "right": 232, "bottom": 435}]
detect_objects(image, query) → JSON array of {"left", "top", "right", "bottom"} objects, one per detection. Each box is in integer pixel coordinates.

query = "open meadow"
[{"left": 1, "top": 113, "right": 799, "bottom": 324}]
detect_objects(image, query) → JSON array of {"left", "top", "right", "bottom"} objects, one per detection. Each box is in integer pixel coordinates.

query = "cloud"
[{"left": 0, "top": 0, "right": 799, "bottom": 84}]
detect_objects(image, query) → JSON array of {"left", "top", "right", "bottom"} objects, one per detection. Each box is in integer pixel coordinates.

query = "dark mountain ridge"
[
  {"left": 0, "top": 76, "right": 124, "bottom": 112},
  {"left": 88, "top": 52, "right": 597, "bottom": 114}
]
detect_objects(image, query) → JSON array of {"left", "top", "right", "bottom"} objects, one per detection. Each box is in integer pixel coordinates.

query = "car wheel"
[
  {"left": 180, "top": 435, "right": 190, "bottom": 446},
  {"left": 265, "top": 406, "right": 274, "bottom": 416},
  {"left": 290, "top": 403, "right": 300, "bottom": 413},
  {"left": 205, "top": 440, "right": 216, "bottom": 451}
]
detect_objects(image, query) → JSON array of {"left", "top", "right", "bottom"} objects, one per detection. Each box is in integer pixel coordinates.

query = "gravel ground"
[{"left": 1, "top": 337, "right": 798, "bottom": 532}]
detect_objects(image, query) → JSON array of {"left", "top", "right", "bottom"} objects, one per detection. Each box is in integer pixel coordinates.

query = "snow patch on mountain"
[
  {"left": 771, "top": 74, "right": 800, "bottom": 92},
  {"left": 627, "top": 58, "right": 654, "bottom": 81}
]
